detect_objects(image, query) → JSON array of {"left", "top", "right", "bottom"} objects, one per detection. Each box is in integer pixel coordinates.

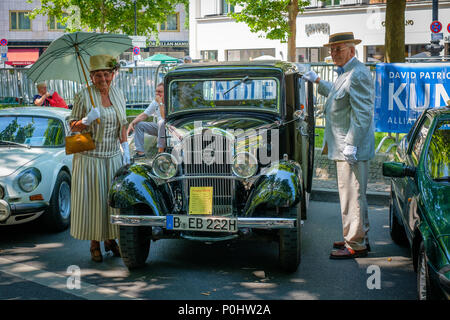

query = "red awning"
[{"left": 5, "top": 48, "right": 39, "bottom": 66}]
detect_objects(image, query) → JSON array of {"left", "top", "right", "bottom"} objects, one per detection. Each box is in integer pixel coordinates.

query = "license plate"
[{"left": 166, "top": 215, "right": 238, "bottom": 233}]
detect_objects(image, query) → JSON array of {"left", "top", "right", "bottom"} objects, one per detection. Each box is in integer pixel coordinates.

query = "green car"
[{"left": 383, "top": 104, "right": 450, "bottom": 300}]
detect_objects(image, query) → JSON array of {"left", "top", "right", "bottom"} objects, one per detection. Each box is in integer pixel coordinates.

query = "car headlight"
[
  {"left": 17, "top": 168, "right": 41, "bottom": 193},
  {"left": 152, "top": 153, "right": 178, "bottom": 180},
  {"left": 232, "top": 152, "right": 258, "bottom": 178}
]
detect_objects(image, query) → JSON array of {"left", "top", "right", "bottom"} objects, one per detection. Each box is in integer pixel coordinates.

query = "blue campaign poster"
[{"left": 374, "top": 63, "right": 450, "bottom": 133}]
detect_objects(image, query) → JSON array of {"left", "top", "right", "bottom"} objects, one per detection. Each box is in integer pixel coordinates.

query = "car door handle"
[{"left": 299, "top": 127, "right": 308, "bottom": 137}]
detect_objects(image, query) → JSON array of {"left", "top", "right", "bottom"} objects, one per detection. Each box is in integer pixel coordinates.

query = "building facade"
[
  {"left": 189, "top": 0, "right": 450, "bottom": 62},
  {"left": 0, "top": 0, "right": 189, "bottom": 66}
]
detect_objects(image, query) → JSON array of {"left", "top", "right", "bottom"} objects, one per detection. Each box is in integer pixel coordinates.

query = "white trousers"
[
  {"left": 134, "top": 119, "right": 166, "bottom": 152},
  {"left": 336, "top": 160, "right": 370, "bottom": 251}
]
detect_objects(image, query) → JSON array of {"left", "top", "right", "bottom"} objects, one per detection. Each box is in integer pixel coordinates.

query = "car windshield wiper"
[
  {"left": 433, "top": 176, "right": 450, "bottom": 182},
  {"left": 223, "top": 76, "right": 250, "bottom": 97},
  {"left": 0, "top": 140, "right": 31, "bottom": 149}
]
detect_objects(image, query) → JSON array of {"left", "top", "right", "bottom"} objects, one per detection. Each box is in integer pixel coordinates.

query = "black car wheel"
[
  {"left": 41, "top": 171, "right": 71, "bottom": 232},
  {"left": 417, "top": 241, "right": 439, "bottom": 300},
  {"left": 389, "top": 184, "right": 408, "bottom": 245},
  {"left": 119, "top": 208, "right": 152, "bottom": 270},
  {"left": 278, "top": 205, "right": 301, "bottom": 273}
]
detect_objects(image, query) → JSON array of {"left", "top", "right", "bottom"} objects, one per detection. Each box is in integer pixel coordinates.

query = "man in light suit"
[{"left": 303, "top": 32, "right": 375, "bottom": 259}]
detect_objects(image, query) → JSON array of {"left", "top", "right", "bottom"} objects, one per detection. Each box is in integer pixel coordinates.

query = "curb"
[{"left": 311, "top": 188, "right": 389, "bottom": 206}]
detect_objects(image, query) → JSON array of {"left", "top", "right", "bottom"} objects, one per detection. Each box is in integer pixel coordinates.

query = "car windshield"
[
  {"left": 0, "top": 115, "right": 65, "bottom": 147},
  {"left": 426, "top": 119, "right": 450, "bottom": 181},
  {"left": 168, "top": 77, "right": 279, "bottom": 114}
]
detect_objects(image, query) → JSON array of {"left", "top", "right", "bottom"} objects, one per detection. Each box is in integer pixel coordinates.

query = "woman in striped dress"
[{"left": 69, "top": 54, "right": 130, "bottom": 262}]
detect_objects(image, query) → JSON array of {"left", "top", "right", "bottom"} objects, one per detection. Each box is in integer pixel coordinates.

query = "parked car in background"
[
  {"left": 383, "top": 103, "right": 450, "bottom": 300},
  {"left": 109, "top": 61, "right": 315, "bottom": 272},
  {"left": 0, "top": 107, "right": 72, "bottom": 232}
]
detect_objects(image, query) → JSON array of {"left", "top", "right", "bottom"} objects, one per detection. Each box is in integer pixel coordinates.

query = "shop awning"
[{"left": 5, "top": 48, "right": 39, "bottom": 66}]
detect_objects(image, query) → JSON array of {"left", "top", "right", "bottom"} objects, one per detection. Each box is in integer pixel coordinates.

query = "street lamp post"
[
  {"left": 134, "top": 0, "right": 137, "bottom": 36},
  {"left": 426, "top": 0, "right": 444, "bottom": 57}
]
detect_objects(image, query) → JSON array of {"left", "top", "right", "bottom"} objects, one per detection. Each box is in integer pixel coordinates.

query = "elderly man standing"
[{"left": 303, "top": 32, "right": 375, "bottom": 259}]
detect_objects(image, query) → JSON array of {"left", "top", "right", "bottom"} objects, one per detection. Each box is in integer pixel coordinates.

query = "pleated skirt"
[{"left": 70, "top": 152, "right": 122, "bottom": 241}]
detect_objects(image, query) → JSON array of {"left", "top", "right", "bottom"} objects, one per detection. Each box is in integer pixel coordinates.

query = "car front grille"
[{"left": 182, "top": 131, "right": 234, "bottom": 216}]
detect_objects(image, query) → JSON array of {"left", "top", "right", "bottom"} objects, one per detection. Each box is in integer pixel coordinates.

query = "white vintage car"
[{"left": 0, "top": 107, "right": 72, "bottom": 231}]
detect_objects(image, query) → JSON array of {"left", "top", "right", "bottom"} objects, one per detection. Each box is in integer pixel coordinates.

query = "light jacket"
[{"left": 318, "top": 58, "right": 375, "bottom": 161}]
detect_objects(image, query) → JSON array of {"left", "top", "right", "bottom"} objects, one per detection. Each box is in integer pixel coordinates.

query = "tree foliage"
[
  {"left": 226, "top": 0, "right": 310, "bottom": 62},
  {"left": 27, "top": 0, "right": 188, "bottom": 37},
  {"left": 384, "top": 0, "right": 406, "bottom": 63}
]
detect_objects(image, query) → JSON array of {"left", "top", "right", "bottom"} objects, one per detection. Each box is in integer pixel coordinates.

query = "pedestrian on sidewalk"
[
  {"left": 303, "top": 32, "right": 375, "bottom": 259},
  {"left": 127, "top": 82, "right": 166, "bottom": 158},
  {"left": 68, "top": 54, "right": 130, "bottom": 262}
]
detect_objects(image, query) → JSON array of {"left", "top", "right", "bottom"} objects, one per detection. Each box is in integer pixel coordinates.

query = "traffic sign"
[
  {"left": 0, "top": 39, "right": 7, "bottom": 46},
  {"left": 0, "top": 46, "right": 7, "bottom": 54},
  {"left": 430, "top": 21, "right": 442, "bottom": 33},
  {"left": 130, "top": 36, "right": 146, "bottom": 48},
  {"left": 431, "top": 33, "right": 443, "bottom": 41},
  {"left": 133, "top": 46, "right": 140, "bottom": 55},
  {"left": 447, "top": 23, "right": 450, "bottom": 33}
]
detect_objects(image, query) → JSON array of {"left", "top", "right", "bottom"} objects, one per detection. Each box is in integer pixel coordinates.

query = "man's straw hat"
[{"left": 324, "top": 32, "right": 362, "bottom": 47}]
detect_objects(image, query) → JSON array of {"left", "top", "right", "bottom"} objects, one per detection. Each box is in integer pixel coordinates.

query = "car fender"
[
  {"left": 108, "top": 163, "right": 170, "bottom": 216},
  {"left": 46, "top": 151, "right": 72, "bottom": 195},
  {"left": 244, "top": 160, "right": 303, "bottom": 216}
]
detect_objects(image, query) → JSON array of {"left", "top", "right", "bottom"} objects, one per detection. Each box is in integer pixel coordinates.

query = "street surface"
[{"left": 0, "top": 200, "right": 416, "bottom": 300}]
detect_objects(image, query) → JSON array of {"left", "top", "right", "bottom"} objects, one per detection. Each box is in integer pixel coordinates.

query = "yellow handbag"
[{"left": 65, "top": 132, "right": 95, "bottom": 155}]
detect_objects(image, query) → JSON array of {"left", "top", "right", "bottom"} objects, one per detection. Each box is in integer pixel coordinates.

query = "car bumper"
[
  {"left": 0, "top": 199, "right": 49, "bottom": 224},
  {"left": 110, "top": 215, "right": 297, "bottom": 229}
]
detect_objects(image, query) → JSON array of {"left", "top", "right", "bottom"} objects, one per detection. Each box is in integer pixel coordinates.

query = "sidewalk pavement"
[{"left": 311, "top": 177, "right": 390, "bottom": 206}]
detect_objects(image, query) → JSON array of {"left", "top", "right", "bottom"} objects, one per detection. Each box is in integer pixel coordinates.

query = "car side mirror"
[{"left": 382, "top": 162, "right": 416, "bottom": 178}]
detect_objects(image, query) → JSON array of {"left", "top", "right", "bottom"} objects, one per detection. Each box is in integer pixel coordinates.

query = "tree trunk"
[
  {"left": 287, "top": 0, "right": 299, "bottom": 62},
  {"left": 384, "top": 0, "right": 406, "bottom": 62},
  {"left": 101, "top": 0, "right": 106, "bottom": 33}
]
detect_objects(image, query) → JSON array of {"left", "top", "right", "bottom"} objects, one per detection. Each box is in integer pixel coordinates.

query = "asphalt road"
[{"left": 0, "top": 200, "right": 416, "bottom": 300}]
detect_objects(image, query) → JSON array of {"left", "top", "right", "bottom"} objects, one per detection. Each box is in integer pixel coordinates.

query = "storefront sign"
[
  {"left": 149, "top": 41, "right": 188, "bottom": 47},
  {"left": 381, "top": 20, "right": 414, "bottom": 27},
  {"left": 374, "top": 63, "right": 450, "bottom": 133},
  {"left": 305, "top": 23, "right": 330, "bottom": 37}
]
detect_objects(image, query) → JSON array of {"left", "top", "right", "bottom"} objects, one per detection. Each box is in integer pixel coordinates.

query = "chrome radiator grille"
[{"left": 182, "top": 132, "right": 234, "bottom": 216}]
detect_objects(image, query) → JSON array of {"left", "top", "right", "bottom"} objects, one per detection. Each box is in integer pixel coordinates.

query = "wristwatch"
[{"left": 159, "top": 102, "right": 164, "bottom": 106}]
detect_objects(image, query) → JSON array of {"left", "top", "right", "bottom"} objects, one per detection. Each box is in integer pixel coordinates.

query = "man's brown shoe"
[
  {"left": 333, "top": 241, "right": 371, "bottom": 252},
  {"left": 329, "top": 247, "right": 368, "bottom": 260}
]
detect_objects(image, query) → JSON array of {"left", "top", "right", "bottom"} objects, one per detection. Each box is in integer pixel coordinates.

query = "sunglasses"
[{"left": 329, "top": 46, "right": 349, "bottom": 54}]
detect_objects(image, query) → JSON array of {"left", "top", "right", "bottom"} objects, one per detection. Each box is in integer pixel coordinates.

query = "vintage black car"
[{"left": 109, "top": 61, "right": 315, "bottom": 272}]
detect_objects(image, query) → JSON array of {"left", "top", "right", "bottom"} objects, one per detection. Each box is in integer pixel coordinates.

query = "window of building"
[
  {"left": 48, "top": 14, "right": 68, "bottom": 31},
  {"left": 222, "top": 0, "right": 235, "bottom": 14},
  {"left": 325, "top": 0, "right": 340, "bottom": 6},
  {"left": 364, "top": 44, "right": 429, "bottom": 63},
  {"left": 160, "top": 13, "right": 179, "bottom": 32},
  {"left": 226, "top": 48, "right": 275, "bottom": 61},
  {"left": 296, "top": 47, "right": 329, "bottom": 63},
  {"left": 10, "top": 11, "right": 31, "bottom": 31},
  {"left": 201, "top": 50, "right": 218, "bottom": 62}
]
